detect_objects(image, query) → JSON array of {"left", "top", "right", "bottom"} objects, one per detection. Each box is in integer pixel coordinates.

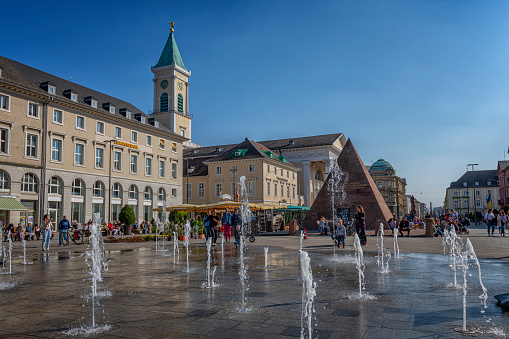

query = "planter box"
[
  {"left": 178, "top": 235, "right": 186, "bottom": 241},
  {"left": 199, "top": 234, "right": 205, "bottom": 239}
]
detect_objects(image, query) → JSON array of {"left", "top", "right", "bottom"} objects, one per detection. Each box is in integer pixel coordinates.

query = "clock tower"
[{"left": 151, "top": 22, "right": 192, "bottom": 144}]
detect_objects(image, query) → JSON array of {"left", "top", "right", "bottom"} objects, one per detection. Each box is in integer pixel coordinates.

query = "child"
[{"left": 336, "top": 219, "right": 346, "bottom": 248}]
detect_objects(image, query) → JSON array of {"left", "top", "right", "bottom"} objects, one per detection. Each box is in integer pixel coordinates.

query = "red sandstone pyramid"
[{"left": 303, "top": 139, "right": 392, "bottom": 230}]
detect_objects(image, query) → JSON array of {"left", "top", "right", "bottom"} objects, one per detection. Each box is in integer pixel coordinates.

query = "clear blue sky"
[{"left": 3, "top": 0, "right": 509, "bottom": 208}]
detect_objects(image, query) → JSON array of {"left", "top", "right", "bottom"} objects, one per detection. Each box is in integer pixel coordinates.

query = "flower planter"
[
  {"left": 199, "top": 234, "right": 205, "bottom": 239},
  {"left": 178, "top": 235, "right": 186, "bottom": 241}
]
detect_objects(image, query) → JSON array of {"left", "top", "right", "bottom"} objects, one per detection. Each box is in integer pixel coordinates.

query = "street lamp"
[
  {"left": 230, "top": 167, "right": 237, "bottom": 202},
  {"left": 185, "top": 158, "right": 195, "bottom": 204},
  {"left": 467, "top": 163, "right": 478, "bottom": 225},
  {"left": 105, "top": 139, "right": 116, "bottom": 224}
]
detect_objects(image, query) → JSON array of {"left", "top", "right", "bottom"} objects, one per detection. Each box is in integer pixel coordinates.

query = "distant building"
[
  {"left": 497, "top": 161, "right": 509, "bottom": 208},
  {"left": 445, "top": 170, "right": 499, "bottom": 217},
  {"left": 368, "top": 159, "right": 407, "bottom": 217},
  {"left": 405, "top": 195, "right": 426, "bottom": 217}
]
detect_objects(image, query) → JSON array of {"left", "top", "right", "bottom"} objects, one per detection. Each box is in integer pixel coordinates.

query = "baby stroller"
[{"left": 455, "top": 220, "right": 469, "bottom": 235}]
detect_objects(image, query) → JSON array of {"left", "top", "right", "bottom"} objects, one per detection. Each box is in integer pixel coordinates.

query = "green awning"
[
  {"left": 0, "top": 198, "right": 29, "bottom": 211},
  {"left": 286, "top": 205, "right": 310, "bottom": 211}
]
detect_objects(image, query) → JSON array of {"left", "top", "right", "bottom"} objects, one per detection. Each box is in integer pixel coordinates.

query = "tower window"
[
  {"left": 177, "top": 93, "right": 183, "bottom": 113},
  {"left": 160, "top": 93, "right": 168, "bottom": 112}
]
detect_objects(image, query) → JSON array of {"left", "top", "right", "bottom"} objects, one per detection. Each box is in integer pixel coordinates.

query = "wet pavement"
[{"left": 0, "top": 236, "right": 508, "bottom": 338}]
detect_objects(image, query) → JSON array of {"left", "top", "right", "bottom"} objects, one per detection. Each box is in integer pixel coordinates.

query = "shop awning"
[
  {"left": 0, "top": 198, "right": 29, "bottom": 211},
  {"left": 286, "top": 205, "right": 310, "bottom": 211}
]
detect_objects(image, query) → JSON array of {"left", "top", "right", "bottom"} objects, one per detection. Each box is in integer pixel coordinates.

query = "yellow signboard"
[{"left": 114, "top": 140, "right": 138, "bottom": 149}]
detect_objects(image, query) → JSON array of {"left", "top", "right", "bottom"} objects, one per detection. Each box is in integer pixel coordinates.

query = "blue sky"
[{"left": 3, "top": 0, "right": 509, "bottom": 208}]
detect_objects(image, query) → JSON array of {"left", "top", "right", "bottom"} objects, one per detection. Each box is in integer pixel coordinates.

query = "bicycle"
[
  {"left": 346, "top": 220, "right": 356, "bottom": 236},
  {"left": 63, "top": 227, "right": 84, "bottom": 246}
]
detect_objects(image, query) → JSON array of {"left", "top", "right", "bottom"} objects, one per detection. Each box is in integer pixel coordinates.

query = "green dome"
[{"left": 369, "top": 159, "right": 393, "bottom": 172}]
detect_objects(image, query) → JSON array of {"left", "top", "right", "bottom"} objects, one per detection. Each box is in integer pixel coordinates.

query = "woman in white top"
[
  {"left": 41, "top": 214, "right": 52, "bottom": 251},
  {"left": 484, "top": 208, "right": 496, "bottom": 237}
]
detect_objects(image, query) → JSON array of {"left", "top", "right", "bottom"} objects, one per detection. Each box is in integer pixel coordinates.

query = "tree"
[{"left": 119, "top": 205, "right": 136, "bottom": 226}]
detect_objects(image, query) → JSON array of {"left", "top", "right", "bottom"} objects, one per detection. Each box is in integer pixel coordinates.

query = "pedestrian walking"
[
  {"left": 204, "top": 210, "right": 212, "bottom": 241},
  {"left": 498, "top": 210, "right": 506, "bottom": 237},
  {"left": 355, "top": 205, "right": 367, "bottom": 245},
  {"left": 222, "top": 208, "right": 232, "bottom": 243},
  {"left": 205, "top": 209, "right": 220, "bottom": 245},
  {"left": 58, "top": 215, "right": 70, "bottom": 246},
  {"left": 41, "top": 214, "right": 52, "bottom": 251},
  {"left": 484, "top": 208, "right": 496, "bottom": 236}
]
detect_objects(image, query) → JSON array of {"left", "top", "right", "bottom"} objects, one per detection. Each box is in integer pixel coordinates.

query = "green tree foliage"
[{"left": 119, "top": 205, "right": 136, "bottom": 225}]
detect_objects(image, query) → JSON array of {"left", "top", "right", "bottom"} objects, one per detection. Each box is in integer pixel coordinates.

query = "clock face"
[
  {"left": 160, "top": 80, "right": 168, "bottom": 89},
  {"left": 178, "top": 81, "right": 183, "bottom": 91}
]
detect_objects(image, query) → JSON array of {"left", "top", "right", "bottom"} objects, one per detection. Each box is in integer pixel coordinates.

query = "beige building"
[
  {"left": 367, "top": 159, "right": 407, "bottom": 217},
  {"left": 184, "top": 138, "right": 299, "bottom": 206},
  {"left": 0, "top": 28, "right": 190, "bottom": 229},
  {"left": 445, "top": 170, "right": 499, "bottom": 218}
]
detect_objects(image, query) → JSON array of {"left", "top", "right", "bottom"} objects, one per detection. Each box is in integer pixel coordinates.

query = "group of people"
[
  {"left": 201, "top": 208, "right": 243, "bottom": 247},
  {"left": 317, "top": 205, "right": 367, "bottom": 247},
  {"left": 483, "top": 208, "right": 506, "bottom": 237}
]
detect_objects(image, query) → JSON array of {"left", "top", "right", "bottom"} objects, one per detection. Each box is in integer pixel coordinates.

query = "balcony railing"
[{"left": 148, "top": 109, "right": 193, "bottom": 118}]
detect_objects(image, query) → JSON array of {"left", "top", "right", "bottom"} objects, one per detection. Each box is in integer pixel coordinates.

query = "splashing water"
[
  {"left": 221, "top": 234, "right": 224, "bottom": 252},
  {"left": 2, "top": 246, "right": 5, "bottom": 270},
  {"left": 327, "top": 161, "right": 348, "bottom": 259},
  {"left": 455, "top": 239, "right": 488, "bottom": 333},
  {"left": 87, "top": 213, "right": 109, "bottom": 329},
  {"left": 183, "top": 221, "right": 191, "bottom": 272},
  {"left": 155, "top": 219, "right": 161, "bottom": 251},
  {"left": 443, "top": 228, "right": 462, "bottom": 288},
  {"left": 7, "top": 231, "right": 12, "bottom": 274},
  {"left": 237, "top": 176, "right": 251, "bottom": 312},
  {"left": 300, "top": 250, "right": 316, "bottom": 339},
  {"left": 353, "top": 233, "right": 365, "bottom": 297},
  {"left": 393, "top": 224, "right": 400, "bottom": 258},
  {"left": 173, "top": 232, "right": 178, "bottom": 263},
  {"left": 376, "top": 223, "right": 391, "bottom": 273},
  {"left": 264, "top": 247, "right": 269, "bottom": 268},
  {"left": 203, "top": 238, "right": 218, "bottom": 288},
  {"left": 300, "top": 232, "right": 304, "bottom": 251},
  {"left": 21, "top": 240, "right": 32, "bottom": 265}
]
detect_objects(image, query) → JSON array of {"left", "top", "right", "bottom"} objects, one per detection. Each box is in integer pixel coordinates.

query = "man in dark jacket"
[{"left": 58, "top": 215, "right": 70, "bottom": 246}]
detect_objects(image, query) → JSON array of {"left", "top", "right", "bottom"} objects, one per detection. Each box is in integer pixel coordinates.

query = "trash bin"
[
  {"left": 424, "top": 218, "right": 433, "bottom": 237},
  {"left": 289, "top": 220, "right": 296, "bottom": 236}
]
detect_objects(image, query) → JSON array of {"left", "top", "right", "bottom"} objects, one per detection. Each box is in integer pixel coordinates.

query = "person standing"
[
  {"left": 222, "top": 208, "right": 232, "bottom": 243},
  {"left": 355, "top": 205, "right": 367, "bottom": 245},
  {"left": 498, "top": 210, "right": 506, "bottom": 237},
  {"left": 41, "top": 214, "right": 52, "bottom": 251},
  {"left": 205, "top": 209, "right": 220, "bottom": 245},
  {"left": 484, "top": 208, "right": 496, "bottom": 236},
  {"left": 58, "top": 215, "right": 70, "bottom": 246},
  {"left": 336, "top": 218, "right": 346, "bottom": 248}
]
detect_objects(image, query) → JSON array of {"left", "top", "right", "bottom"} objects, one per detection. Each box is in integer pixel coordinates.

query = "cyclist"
[{"left": 58, "top": 215, "right": 70, "bottom": 246}]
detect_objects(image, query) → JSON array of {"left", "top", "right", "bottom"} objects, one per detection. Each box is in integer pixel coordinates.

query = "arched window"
[
  {"left": 112, "top": 183, "right": 122, "bottom": 199},
  {"left": 129, "top": 185, "right": 138, "bottom": 200},
  {"left": 48, "top": 176, "right": 62, "bottom": 195},
  {"left": 160, "top": 93, "right": 168, "bottom": 112},
  {"left": 72, "top": 179, "right": 85, "bottom": 196},
  {"left": 315, "top": 169, "right": 324, "bottom": 181},
  {"left": 177, "top": 93, "right": 183, "bottom": 113},
  {"left": 0, "top": 170, "right": 10, "bottom": 189},
  {"left": 21, "top": 173, "right": 38, "bottom": 192},
  {"left": 93, "top": 181, "right": 105, "bottom": 197},
  {"left": 144, "top": 186, "right": 153, "bottom": 200},
  {"left": 158, "top": 188, "right": 166, "bottom": 201}
]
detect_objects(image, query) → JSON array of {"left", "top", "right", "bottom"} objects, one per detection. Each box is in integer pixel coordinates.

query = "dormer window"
[
  {"left": 141, "top": 117, "right": 145, "bottom": 123},
  {"left": 103, "top": 102, "right": 115, "bottom": 114},
  {"left": 63, "top": 89, "right": 78, "bottom": 102},
  {"left": 119, "top": 108, "right": 132, "bottom": 119},
  {"left": 154, "top": 121, "right": 159, "bottom": 127},
  {"left": 84, "top": 96, "right": 97, "bottom": 108},
  {"left": 40, "top": 81, "right": 56, "bottom": 94}
]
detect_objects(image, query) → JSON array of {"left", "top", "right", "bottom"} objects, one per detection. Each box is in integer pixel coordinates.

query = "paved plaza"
[{"left": 1, "top": 227, "right": 508, "bottom": 338}]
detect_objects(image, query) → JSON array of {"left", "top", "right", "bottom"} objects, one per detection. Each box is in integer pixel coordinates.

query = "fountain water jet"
[
  {"left": 173, "top": 231, "right": 178, "bottom": 263},
  {"left": 376, "top": 223, "right": 391, "bottom": 273},
  {"left": 237, "top": 176, "right": 251, "bottom": 312},
  {"left": 443, "top": 229, "right": 462, "bottom": 288},
  {"left": 353, "top": 233, "right": 365, "bottom": 297},
  {"left": 264, "top": 247, "right": 268, "bottom": 268},
  {"left": 327, "top": 160, "right": 348, "bottom": 259},
  {"left": 300, "top": 250, "right": 316, "bottom": 339},
  {"left": 203, "top": 238, "right": 218, "bottom": 288},
  {"left": 7, "top": 231, "right": 12, "bottom": 274},
  {"left": 393, "top": 224, "right": 400, "bottom": 258},
  {"left": 21, "top": 240, "right": 32, "bottom": 265},
  {"left": 183, "top": 221, "right": 191, "bottom": 272}
]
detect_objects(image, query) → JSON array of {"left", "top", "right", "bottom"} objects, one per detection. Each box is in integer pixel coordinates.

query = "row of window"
[
  {"left": 453, "top": 200, "right": 483, "bottom": 208},
  {"left": 452, "top": 190, "right": 495, "bottom": 197},
  {"left": 213, "top": 164, "right": 296, "bottom": 181},
  {"left": 47, "top": 176, "right": 175, "bottom": 200},
  {"left": 377, "top": 181, "right": 394, "bottom": 189},
  {"left": 266, "top": 180, "right": 296, "bottom": 200}
]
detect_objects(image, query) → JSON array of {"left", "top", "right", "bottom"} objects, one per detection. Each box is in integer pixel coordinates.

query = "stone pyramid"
[{"left": 303, "top": 138, "right": 393, "bottom": 230}]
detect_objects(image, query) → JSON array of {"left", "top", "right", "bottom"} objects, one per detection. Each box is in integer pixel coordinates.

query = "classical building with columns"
[
  {"left": 0, "top": 26, "right": 190, "bottom": 229},
  {"left": 184, "top": 133, "right": 346, "bottom": 207}
]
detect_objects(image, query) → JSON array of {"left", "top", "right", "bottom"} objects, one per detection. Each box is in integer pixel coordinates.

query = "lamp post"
[
  {"left": 467, "top": 163, "right": 478, "bottom": 225},
  {"left": 185, "top": 159, "right": 195, "bottom": 204},
  {"left": 230, "top": 167, "right": 236, "bottom": 202},
  {"left": 105, "top": 139, "right": 116, "bottom": 224}
]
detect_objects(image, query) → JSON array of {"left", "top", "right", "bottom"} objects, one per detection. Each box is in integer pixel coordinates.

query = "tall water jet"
[
  {"left": 237, "top": 176, "right": 251, "bottom": 312},
  {"left": 155, "top": 219, "right": 160, "bottom": 251},
  {"left": 21, "top": 240, "right": 28, "bottom": 265},
  {"left": 393, "top": 224, "right": 400, "bottom": 258},
  {"left": 2, "top": 247, "right": 5, "bottom": 270},
  {"left": 327, "top": 160, "right": 348, "bottom": 259},
  {"left": 88, "top": 213, "right": 108, "bottom": 328},
  {"left": 7, "top": 231, "right": 12, "bottom": 274},
  {"left": 353, "top": 233, "right": 365, "bottom": 297},
  {"left": 376, "top": 223, "right": 391, "bottom": 273},
  {"left": 183, "top": 220, "right": 191, "bottom": 272},
  {"left": 300, "top": 232, "right": 304, "bottom": 251},
  {"left": 300, "top": 250, "right": 316, "bottom": 339},
  {"left": 203, "top": 238, "right": 217, "bottom": 288},
  {"left": 264, "top": 247, "right": 269, "bottom": 268},
  {"left": 221, "top": 234, "right": 224, "bottom": 252},
  {"left": 455, "top": 239, "right": 488, "bottom": 333},
  {"left": 443, "top": 229, "right": 462, "bottom": 288},
  {"left": 173, "top": 231, "right": 179, "bottom": 263}
]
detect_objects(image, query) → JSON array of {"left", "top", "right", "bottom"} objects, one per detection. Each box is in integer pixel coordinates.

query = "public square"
[{"left": 1, "top": 227, "right": 508, "bottom": 338}]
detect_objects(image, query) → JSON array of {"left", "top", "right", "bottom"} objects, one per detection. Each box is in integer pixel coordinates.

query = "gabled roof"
[
  {"left": 259, "top": 133, "right": 344, "bottom": 150},
  {"left": 0, "top": 56, "right": 179, "bottom": 138},
  {"left": 184, "top": 144, "right": 236, "bottom": 158},
  {"left": 154, "top": 31, "right": 187, "bottom": 70},
  {"left": 497, "top": 160, "right": 509, "bottom": 173},
  {"left": 448, "top": 170, "right": 498, "bottom": 189},
  {"left": 203, "top": 138, "right": 295, "bottom": 167},
  {"left": 184, "top": 156, "right": 213, "bottom": 177}
]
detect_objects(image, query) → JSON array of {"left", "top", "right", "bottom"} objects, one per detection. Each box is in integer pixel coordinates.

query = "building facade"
[
  {"left": 0, "top": 28, "right": 189, "bottom": 229},
  {"left": 183, "top": 139, "right": 299, "bottom": 206},
  {"left": 445, "top": 170, "right": 499, "bottom": 217},
  {"left": 497, "top": 161, "right": 509, "bottom": 208},
  {"left": 368, "top": 159, "right": 407, "bottom": 217}
]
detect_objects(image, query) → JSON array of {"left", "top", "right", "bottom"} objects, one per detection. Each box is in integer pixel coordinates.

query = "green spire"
[{"left": 154, "top": 24, "right": 187, "bottom": 70}]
